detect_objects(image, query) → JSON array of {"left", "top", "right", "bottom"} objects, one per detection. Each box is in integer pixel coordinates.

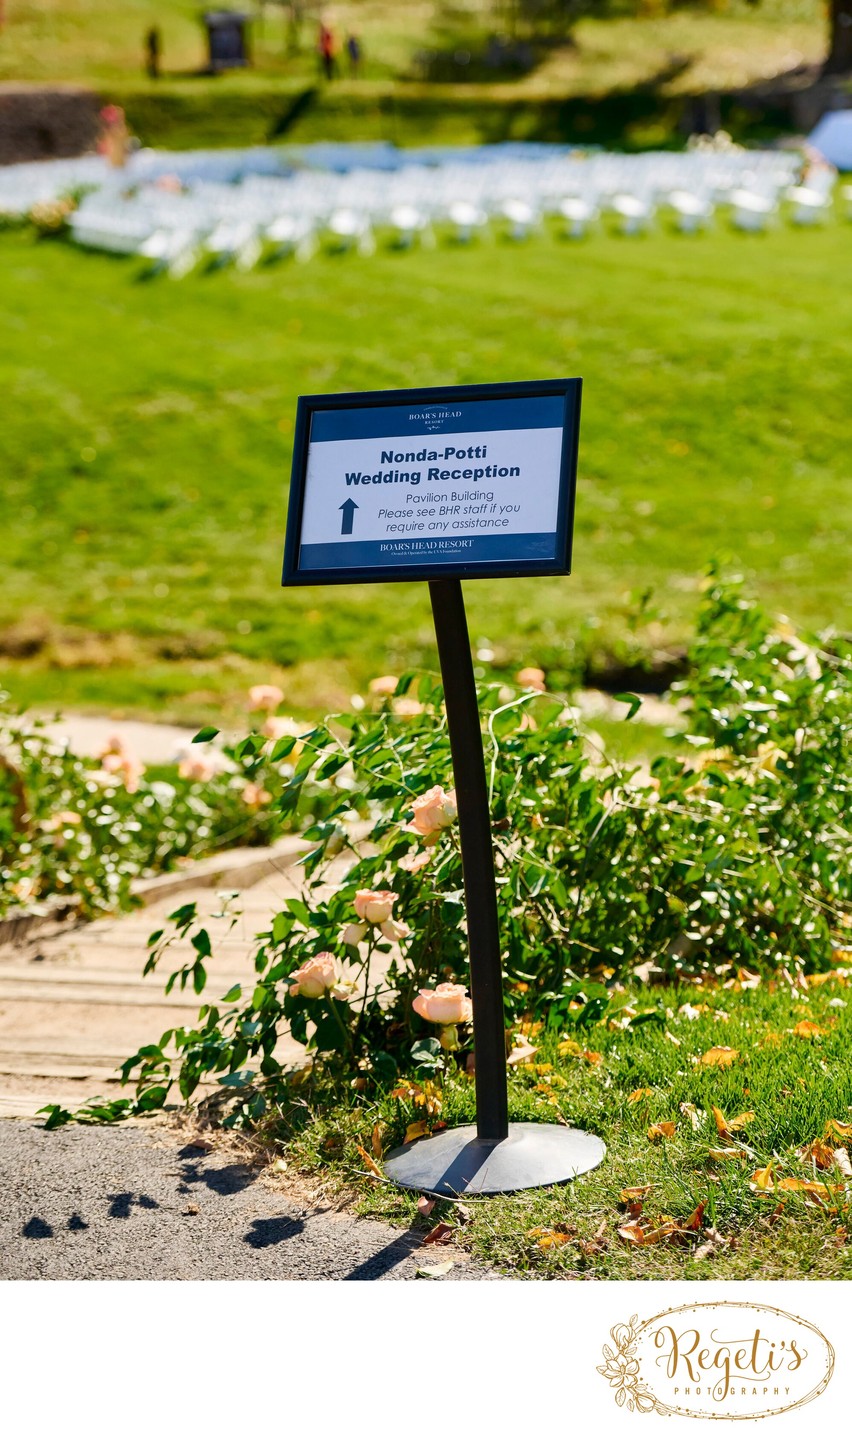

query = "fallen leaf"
[
  {"left": 833, "top": 1148, "right": 852, "bottom": 1178},
  {"left": 825, "top": 1119, "right": 852, "bottom": 1142},
  {"left": 699, "top": 1046, "right": 739, "bottom": 1067},
  {"left": 508, "top": 1042, "right": 538, "bottom": 1065},
  {"left": 684, "top": 1201, "right": 706, "bottom": 1231},
  {"left": 417, "top": 1196, "right": 435, "bottom": 1218},
  {"left": 558, "top": 1038, "right": 582, "bottom": 1057},
  {"left": 404, "top": 1119, "right": 430, "bottom": 1145},
  {"left": 791, "top": 1020, "right": 826, "bottom": 1038},
  {"left": 528, "top": 1228, "right": 573, "bottom": 1250},
  {"left": 422, "top": 1222, "right": 454, "bottom": 1246},
  {"left": 694, "top": 1227, "right": 728, "bottom": 1261},
  {"left": 797, "top": 1138, "right": 836, "bottom": 1170},
  {"left": 680, "top": 1101, "right": 703, "bottom": 1131},
  {"left": 620, "top": 1185, "right": 652, "bottom": 1201},
  {"left": 709, "top": 1147, "right": 745, "bottom": 1161},
  {"left": 750, "top": 1162, "right": 776, "bottom": 1191},
  {"left": 584, "top": 1049, "right": 603, "bottom": 1065},
  {"left": 356, "top": 1144, "right": 384, "bottom": 1180},
  {"left": 712, "top": 1106, "right": 754, "bottom": 1137},
  {"left": 648, "top": 1121, "right": 677, "bottom": 1142},
  {"left": 272, "top": 1158, "right": 288, "bottom": 1173},
  {"left": 371, "top": 1123, "right": 383, "bottom": 1159},
  {"left": 415, "top": 1260, "right": 454, "bottom": 1279},
  {"left": 182, "top": 1203, "right": 200, "bottom": 1216},
  {"left": 617, "top": 1218, "right": 684, "bottom": 1246},
  {"left": 776, "top": 1177, "right": 840, "bottom": 1197},
  {"left": 628, "top": 1087, "right": 653, "bottom": 1104}
]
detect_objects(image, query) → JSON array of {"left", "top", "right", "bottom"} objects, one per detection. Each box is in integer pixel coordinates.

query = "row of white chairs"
[
  {"left": 4, "top": 141, "right": 846, "bottom": 275},
  {"left": 65, "top": 179, "right": 847, "bottom": 276}
]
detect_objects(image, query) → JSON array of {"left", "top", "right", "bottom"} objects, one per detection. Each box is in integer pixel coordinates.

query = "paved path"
[
  {"left": 0, "top": 862, "right": 308, "bottom": 1118},
  {"left": 35, "top": 688, "right": 684, "bottom": 768},
  {"left": 0, "top": 1121, "right": 491, "bottom": 1280}
]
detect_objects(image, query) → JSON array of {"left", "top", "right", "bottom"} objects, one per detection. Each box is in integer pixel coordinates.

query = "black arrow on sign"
[{"left": 339, "top": 498, "right": 358, "bottom": 535}]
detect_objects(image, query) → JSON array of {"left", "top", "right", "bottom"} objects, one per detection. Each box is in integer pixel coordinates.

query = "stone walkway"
[{"left": 0, "top": 858, "right": 308, "bottom": 1119}]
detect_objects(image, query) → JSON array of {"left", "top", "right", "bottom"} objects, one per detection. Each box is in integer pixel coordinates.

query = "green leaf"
[
  {"left": 192, "top": 727, "right": 220, "bottom": 743},
  {"left": 410, "top": 1037, "right": 443, "bottom": 1072},
  {"left": 614, "top": 693, "right": 642, "bottom": 722},
  {"left": 38, "top": 1103, "right": 73, "bottom": 1130}
]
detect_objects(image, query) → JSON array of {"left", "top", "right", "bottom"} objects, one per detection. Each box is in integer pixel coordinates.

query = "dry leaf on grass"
[
  {"left": 680, "top": 1102, "right": 704, "bottom": 1131},
  {"left": 834, "top": 1149, "right": 852, "bottom": 1178},
  {"left": 417, "top": 1196, "right": 435, "bottom": 1218},
  {"left": 404, "top": 1119, "right": 430, "bottom": 1145},
  {"left": 683, "top": 1201, "right": 706, "bottom": 1231},
  {"left": 750, "top": 1162, "right": 776, "bottom": 1191},
  {"left": 797, "top": 1138, "right": 836, "bottom": 1170},
  {"left": 356, "top": 1144, "right": 384, "bottom": 1180},
  {"left": 527, "top": 1226, "right": 574, "bottom": 1250},
  {"left": 698, "top": 1046, "right": 739, "bottom": 1067},
  {"left": 620, "top": 1185, "right": 652, "bottom": 1202},
  {"left": 648, "top": 1121, "right": 677, "bottom": 1142},
  {"left": 618, "top": 1217, "right": 687, "bottom": 1246},
  {"left": 791, "top": 1020, "right": 827, "bottom": 1038},
  {"left": 825, "top": 1118, "right": 852, "bottom": 1142},
  {"left": 694, "top": 1227, "right": 728, "bottom": 1261},
  {"left": 709, "top": 1147, "right": 745, "bottom": 1162},
  {"left": 371, "top": 1123, "right": 383, "bottom": 1159},
  {"left": 578, "top": 1220, "right": 609, "bottom": 1257},
  {"left": 712, "top": 1106, "right": 754, "bottom": 1137},
  {"left": 628, "top": 1087, "right": 653, "bottom": 1104}
]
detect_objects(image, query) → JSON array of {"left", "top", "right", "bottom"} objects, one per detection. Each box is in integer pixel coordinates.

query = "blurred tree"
[{"left": 825, "top": 0, "right": 852, "bottom": 73}]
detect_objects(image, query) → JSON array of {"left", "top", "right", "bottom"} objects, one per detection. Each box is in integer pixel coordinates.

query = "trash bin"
[{"left": 202, "top": 11, "right": 250, "bottom": 72}]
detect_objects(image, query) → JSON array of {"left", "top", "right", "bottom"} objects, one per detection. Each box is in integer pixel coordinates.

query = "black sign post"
[{"left": 283, "top": 380, "right": 606, "bottom": 1196}]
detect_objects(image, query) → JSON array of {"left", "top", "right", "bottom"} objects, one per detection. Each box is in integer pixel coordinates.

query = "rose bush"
[
  {"left": 40, "top": 576, "right": 851, "bottom": 1130},
  {"left": 0, "top": 697, "right": 341, "bottom": 921}
]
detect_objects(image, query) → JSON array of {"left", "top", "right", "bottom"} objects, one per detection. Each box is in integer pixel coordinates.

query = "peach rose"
[
  {"left": 178, "top": 753, "right": 217, "bottom": 782},
  {"left": 288, "top": 952, "right": 339, "bottom": 999},
  {"left": 412, "top": 983, "right": 473, "bottom": 1025},
  {"left": 340, "top": 921, "right": 367, "bottom": 947},
  {"left": 368, "top": 675, "right": 398, "bottom": 696},
  {"left": 242, "top": 781, "right": 271, "bottom": 808},
  {"left": 261, "top": 714, "right": 303, "bottom": 750},
  {"left": 354, "top": 889, "right": 397, "bottom": 924},
  {"left": 516, "top": 666, "right": 546, "bottom": 691},
  {"left": 405, "top": 785, "right": 457, "bottom": 841},
  {"left": 379, "top": 916, "right": 410, "bottom": 943},
  {"left": 248, "top": 683, "right": 284, "bottom": 712},
  {"left": 43, "top": 810, "right": 82, "bottom": 830}
]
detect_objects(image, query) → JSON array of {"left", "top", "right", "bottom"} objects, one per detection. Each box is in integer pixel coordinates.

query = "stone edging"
[{"left": 0, "top": 835, "right": 308, "bottom": 950}]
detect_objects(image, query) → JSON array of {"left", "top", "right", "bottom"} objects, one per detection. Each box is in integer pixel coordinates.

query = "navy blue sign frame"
[{"left": 281, "top": 378, "right": 581, "bottom": 587}]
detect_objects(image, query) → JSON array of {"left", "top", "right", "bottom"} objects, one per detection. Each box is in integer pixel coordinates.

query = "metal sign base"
[{"left": 383, "top": 1122, "right": 606, "bottom": 1198}]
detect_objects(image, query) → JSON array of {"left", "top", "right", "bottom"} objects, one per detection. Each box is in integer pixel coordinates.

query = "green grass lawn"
[
  {"left": 0, "top": 0, "right": 825, "bottom": 92},
  {"left": 281, "top": 971, "right": 852, "bottom": 1278},
  {"left": 0, "top": 1, "right": 835, "bottom": 150},
  {"left": 1, "top": 218, "right": 849, "bottom": 725}
]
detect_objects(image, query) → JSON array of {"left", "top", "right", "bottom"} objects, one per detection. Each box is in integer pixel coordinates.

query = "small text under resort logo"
[{"left": 597, "top": 1301, "right": 834, "bottom": 1420}]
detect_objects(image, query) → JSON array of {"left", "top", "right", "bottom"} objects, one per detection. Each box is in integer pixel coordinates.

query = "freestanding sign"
[{"left": 283, "top": 380, "right": 605, "bottom": 1196}]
